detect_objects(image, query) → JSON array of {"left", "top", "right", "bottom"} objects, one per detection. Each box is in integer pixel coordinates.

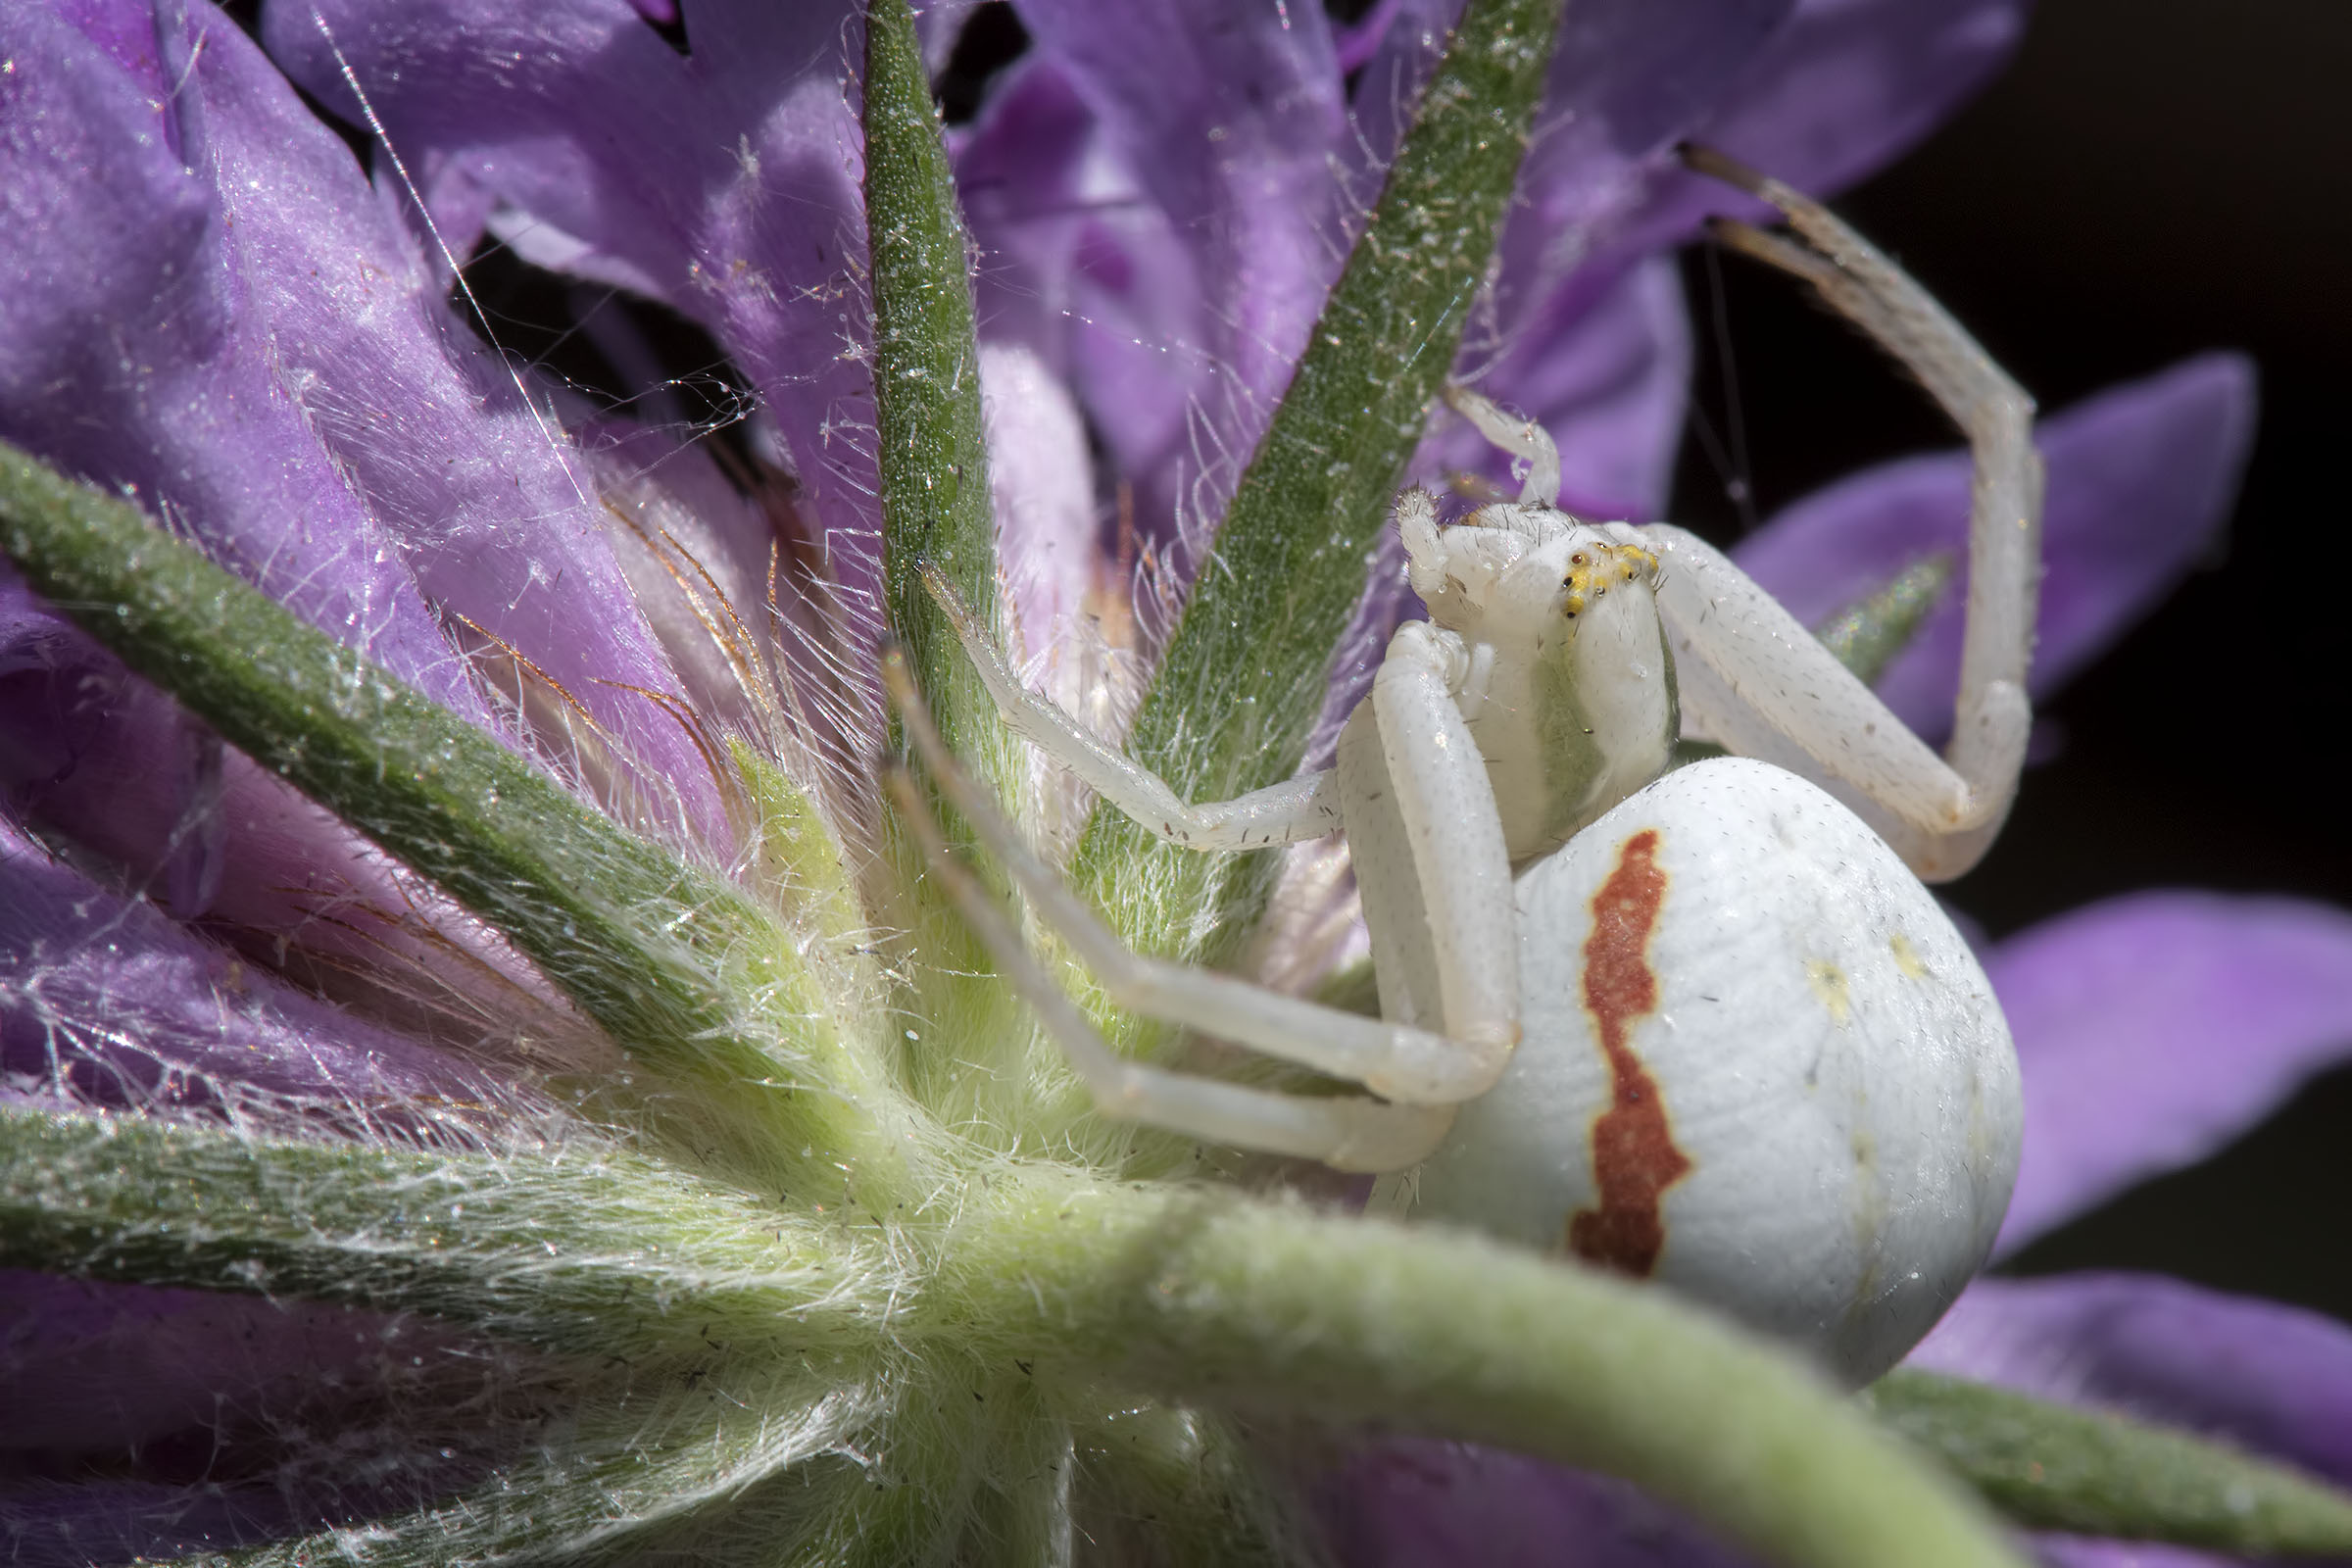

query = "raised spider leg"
[
  {"left": 1442, "top": 383, "right": 1561, "bottom": 507},
  {"left": 1649, "top": 146, "right": 2045, "bottom": 880},
  {"left": 920, "top": 564, "right": 1342, "bottom": 852},
  {"left": 883, "top": 654, "right": 1455, "bottom": 1171}
]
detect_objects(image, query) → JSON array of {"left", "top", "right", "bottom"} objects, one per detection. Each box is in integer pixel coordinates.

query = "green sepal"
[
  {"left": 0, "top": 442, "right": 919, "bottom": 1190},
  {"left": 1071, "top": 1404, "right": 1323, "bottom": 1568},
  {"left": 209, "top": 1364, "right": 978, "bottom": 1568},
  {"left": 865, "top": 0, "right": 1000, "bottom": 749},
  {"left": 1075, "top": 0, "right": 1564, "bottom": 969},
  {"left": 0, "top": 1108, "right": 887, "bottom": 1363},
  {"left": 1872, "top": 1368, "right": 2352, "bottom": 1556},
  {"left": 1816, "top": 553, "right": 1956, "bottom": 686},
  {"left": 731, "top": 736, "right": 868, "bottom": 949}
]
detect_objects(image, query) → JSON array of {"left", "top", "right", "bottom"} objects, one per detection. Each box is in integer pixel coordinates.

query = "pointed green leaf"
[
  {"left": 1816, "top": 553, "right": 1956, "bottom": 685},
  {"left": 866, "top": 0, "right": 999, "bottom": 746},
  {"left": 0, "top": 1109, "right": 887, "bottom": 1361},
  {"left": 1871, "top": 1368, "right": 2352, "bottom": 1555},
  {"left": 0, "top": 444, "right": 920, "bottom": 1187},
  {"left": 1076, "top": 0, "right": 1563, "bottom": 965}
]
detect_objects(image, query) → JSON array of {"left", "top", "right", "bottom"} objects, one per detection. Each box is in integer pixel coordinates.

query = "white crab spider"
[{"left": 894, "top": 151, "right": 2034, "bottom": 1385}]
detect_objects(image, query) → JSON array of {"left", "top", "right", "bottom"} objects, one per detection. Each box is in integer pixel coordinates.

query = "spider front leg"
[
  {"left": 923, "top": 564, "right": 1520, "bottom": 1070},
  {"left": 1651, "top": 148, "right": 2045, "bottom": 881},
  {"left": 885, "top": 654, "right": 1482, "bottom": 1172},
  {"left": 919, "top": 564, "right": 1343, "bottom": 853}
]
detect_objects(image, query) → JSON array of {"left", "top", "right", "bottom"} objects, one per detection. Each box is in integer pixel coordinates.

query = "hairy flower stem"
[
  {"left": 941, "top": 1169, "right": 2027, "bottom": 1568},
  {"left": 3, "top": 1098, "right": 2025, "bottom": 1568}
]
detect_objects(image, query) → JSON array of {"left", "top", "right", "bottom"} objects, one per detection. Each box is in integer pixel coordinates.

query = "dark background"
[{"left": 1664, "top": 0, "right": 2352, "bottom": 1318}]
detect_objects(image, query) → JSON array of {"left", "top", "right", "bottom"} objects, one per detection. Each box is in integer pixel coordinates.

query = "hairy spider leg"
[
  {"left": 921, "top": 564, "right": 1344, "bottom": 853},
  {"left": 923, "top": 564, "right": 1521, "bottom": 1072},
  {"left": 1630, "top": 148, "right": 2041, "bottom": 881},
  {"left": 1443, "top": 382, "right": 1562, "bottom": 507},
  {"left": 884, "top": 652, "right": 1463, "bottom": 1171}
]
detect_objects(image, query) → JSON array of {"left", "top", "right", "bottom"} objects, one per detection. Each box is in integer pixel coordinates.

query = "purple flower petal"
[
  {"left": 1314, "top": 1437, "right": 1755, "bottom": 1568},
  {"left": 0, "top": 0, "right": 472, "bottom": 715},
  {"left": 189, "top": 6, "right": 729, "bottom": 843},
  {"left": 1983, "top": 893, "right": 2352, "bottom": 1255},
  {"left": 1, "top": 571, "right": 599, "bottom": 1067},
  {"left": 8, "top": 0, "right": 736, "bottom": 847},
  {"left": 1483, "top": 0, "right": 1788, "bottom": 336},
  {"left": 0, "top": 813, "right": 485, "bottom": 1116},
  {"left": 1589, "top": 0, "right": 2030, "bottom": 282},
  {"left": 957, "top": 52, "right": 1209, "bottom": 487},
  {"left": 0, "top": 1272, "right": 512, "bottom": 1564},
  {"left": 1017, "top": 0, "right": 1348, "bottom": 416},
  {"left": 1733, "top": 354, "right": 2257, "bottom": 740},
  {"left": 263, "top": 0, "right": 878, "bottom": 619},
  {"left": 1912, "top": 1273, "right": 2352, "bottom": 1491},
  {"left": 1436, "top": 252, "right": 1693, "bottom": 521},
  {"left": 954, "top": 1, "right": 1351, "bottom": 573}
]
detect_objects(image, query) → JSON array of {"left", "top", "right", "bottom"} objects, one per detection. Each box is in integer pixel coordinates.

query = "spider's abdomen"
[{"left": 1392, "top": 756, "right": 2021, "bottom": 1385}]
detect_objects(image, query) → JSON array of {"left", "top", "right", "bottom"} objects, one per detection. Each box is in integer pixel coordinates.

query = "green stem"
[
  {"left": 1076, "top": 0, "right": 1563, "bottom": 965},
  {"left": 949, "top": 1173, "right": 2030, "bottom": 1568}
]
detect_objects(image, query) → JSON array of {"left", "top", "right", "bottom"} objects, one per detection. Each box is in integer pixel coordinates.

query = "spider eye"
[{"left": 1570, "top": 552, "right": 1589, "bottom": 566}]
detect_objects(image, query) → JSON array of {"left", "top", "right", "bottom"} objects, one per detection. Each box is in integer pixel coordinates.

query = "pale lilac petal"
[
  {"left": 981, "top": 341, "right": 1100, "bottom": 677},
  {"left": 1984, "top": 894, "right": 2352, "bottom": 1255},
  {"left": 2032, "top": 1542, "right": 2234, "bottom": 1568},
  {"left": 0, "top": 1273, "right": 509, "bottom": 1564},
  {"left": 264, "top": 0, "right": 879, "bottom": 623},
  {"left": 1016, "top": 0, "right": 1347, "bottom": 416},
  {"left": 1912, "top": 1274, "right": 2352, "bottom": 1490},
  {"left": 1733, "top": 355, "right": 2257, "bottom": 739},
  {"left": 0, "top": 0, "right": 472, "bottom": 715},
  {"left": 0, "top": 814, "right": 480, "bottom": 1115},
  {"left": 1315, "top": 1438, "right": 1756, "bottom": 1568},
  {"left": 1591, "top": 0, "right": 2029, "bottom": 280},
  {"left": 190, "top": 7, "right": 727, "bottom": 843},
  {"left": 1, "top": 572, "right": 598, "bottom": 1066}
]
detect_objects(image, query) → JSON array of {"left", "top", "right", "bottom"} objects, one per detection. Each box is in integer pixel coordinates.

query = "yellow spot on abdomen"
[
  {"left": 1805, "top": 959, "right": 1852, "bottom": 1026},
  {"left": 1888, "top": 931, "right": 1929, "bottom": 980}
]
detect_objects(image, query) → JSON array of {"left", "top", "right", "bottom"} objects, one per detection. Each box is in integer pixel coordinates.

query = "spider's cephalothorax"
[
  {"left": 1399, "top": 493, "right": 1678, "bottom": 867},
  {"left": 898, "top": 150, "right": 2036, "bottom": 1385}
]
